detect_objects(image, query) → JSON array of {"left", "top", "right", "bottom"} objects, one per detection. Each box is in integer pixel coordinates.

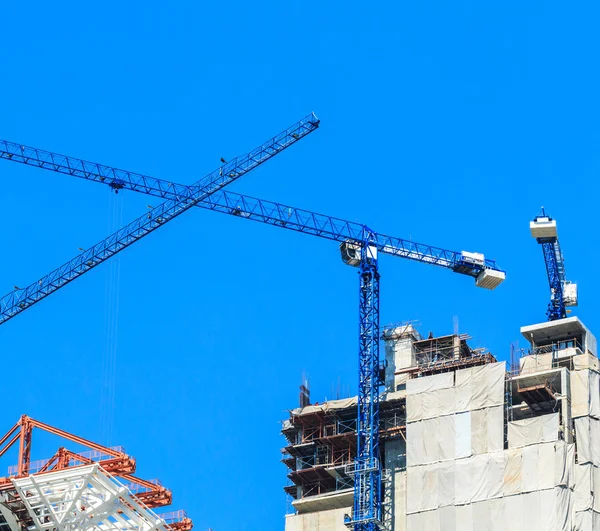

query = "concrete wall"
[
  {"left": 385, "top": 438, "right": 407, "bottom": 531},
  {"left": 285, "top": 508, "right": 349, "bottom": 531},
  {"left": 384, "top": 336, "right": 414, "bottom": 392}
]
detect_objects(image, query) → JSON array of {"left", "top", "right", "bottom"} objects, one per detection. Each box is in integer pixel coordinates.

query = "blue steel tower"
[{"left": 351, "top": 233, "right": 383, "bottom": 529}]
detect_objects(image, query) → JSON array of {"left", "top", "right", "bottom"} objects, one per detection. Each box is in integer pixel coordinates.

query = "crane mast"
[
  {"left": 0, "top": 126, "right": 505, "bottom": 530},
  {"left": 350, "top": 235, "right": 382, "bottom": 528}
]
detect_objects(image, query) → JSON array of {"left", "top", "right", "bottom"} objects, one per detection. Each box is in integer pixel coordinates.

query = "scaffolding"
[
  {"left": 282, "top": 397, "right": 406, "bottom": 503},
  {"left": 283, "top": 329, "right": 500, "bottom": 510}
]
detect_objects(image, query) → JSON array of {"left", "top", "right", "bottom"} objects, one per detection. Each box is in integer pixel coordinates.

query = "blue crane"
[
  {"left": 530, "top": 209, "right": 577, "bottom": 321},
  {"left": 0, "top": 130, "right": 504, "bottom": 531}
]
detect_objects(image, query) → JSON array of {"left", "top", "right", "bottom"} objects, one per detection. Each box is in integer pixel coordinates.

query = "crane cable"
[{"left": 100, "top": 191, "right": 124, "bottom": 446}]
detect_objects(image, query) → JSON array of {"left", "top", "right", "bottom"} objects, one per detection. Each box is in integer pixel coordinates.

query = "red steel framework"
[{"left": 0, "top": 415, "right": 192, "bottom": 531}]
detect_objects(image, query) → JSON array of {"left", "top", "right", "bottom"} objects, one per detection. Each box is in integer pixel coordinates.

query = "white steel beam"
[{"left": 12, "top": 464, "right": 169, "bottom": 531}]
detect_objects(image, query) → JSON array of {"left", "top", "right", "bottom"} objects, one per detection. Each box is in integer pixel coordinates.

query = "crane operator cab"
[
  {"left": 455, "top": 251, "right": 505, "bottom": 290},
  {"left": 339, "top": 240, "right": 378, "bottom": 267}
]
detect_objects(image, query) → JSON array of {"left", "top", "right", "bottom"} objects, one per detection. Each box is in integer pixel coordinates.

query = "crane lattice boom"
[
  {"left": 0, "top": 136, "right": 505, "bottom": 288},
  {"left": 0, "top": 114, "right": 319, "bottom": 325}
]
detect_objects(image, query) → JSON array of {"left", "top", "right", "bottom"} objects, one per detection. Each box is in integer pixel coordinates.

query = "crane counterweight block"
[
  {"left": 530, "top": 215, "right": 557, "bottom": 241},
  {"left": 475, "top": 268, "right": 506, "bottom": 290}
]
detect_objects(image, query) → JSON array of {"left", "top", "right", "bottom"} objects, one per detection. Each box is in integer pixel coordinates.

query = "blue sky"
[{"left": 1, "top": 1, "right": 599, "bottom": 529}]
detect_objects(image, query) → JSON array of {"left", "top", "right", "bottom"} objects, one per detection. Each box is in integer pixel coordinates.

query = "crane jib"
[
  {"left": 0, "top": 134, "right": 505, "bottom": 286},
  {"left": 0, "top": 114, "right": 319, "bottom": 323}
]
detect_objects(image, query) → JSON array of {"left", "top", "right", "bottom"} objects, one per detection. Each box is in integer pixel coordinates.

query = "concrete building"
[{"left": 282, "top": 317, "right": 599, "bottom": 530}]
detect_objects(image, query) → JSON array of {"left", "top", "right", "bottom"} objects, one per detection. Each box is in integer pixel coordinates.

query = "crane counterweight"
[
  {"left": 475, "top": 268, "right": 506, "bottom": 290},
  {"left": 530, "top": 216, "right": 557, "bottom": 240}
]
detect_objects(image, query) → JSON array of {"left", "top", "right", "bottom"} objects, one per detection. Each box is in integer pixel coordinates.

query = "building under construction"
[
  {"left": 0, "top": 112, "right": 583, "bottom": 530},
  {"left": 283, "top": 316, "right": 599, "bottom": 530}
]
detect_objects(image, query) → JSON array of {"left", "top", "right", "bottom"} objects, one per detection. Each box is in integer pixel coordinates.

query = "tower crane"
[
  {"left": 530, "top": 209, "right": 577, "bottom": 321},
  {"left": 0, "top": 113, "right": 319, "bottom": 324},
  {"left": 0, "top": 130, "right": 505, "bottom": 531}
]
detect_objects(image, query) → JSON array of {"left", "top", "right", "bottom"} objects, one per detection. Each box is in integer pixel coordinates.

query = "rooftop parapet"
[{"left": 521, "top": 316, "right": 597, "bottom": 358}]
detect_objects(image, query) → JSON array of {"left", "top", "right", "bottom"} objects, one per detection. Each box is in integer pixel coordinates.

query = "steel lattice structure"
[
  {"left": 541, "top": 240, "right": 565, "bottom": 320},
  {"left": 350, "top": 236, "right": 382, "bottom": 528},
  {"left": 0, "top": 114, "right": 319, "bottom": 325}
]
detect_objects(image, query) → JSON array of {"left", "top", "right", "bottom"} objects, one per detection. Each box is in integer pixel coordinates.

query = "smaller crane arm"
[{"left": 199, "top": 190, "right": 504, "bottom": 284}]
